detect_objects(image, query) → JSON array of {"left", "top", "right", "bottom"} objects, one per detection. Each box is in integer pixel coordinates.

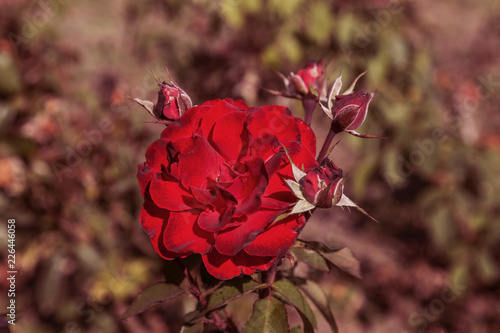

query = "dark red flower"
[
  {"left": 299, "top": 158, "right": 344, "bottom": 208},
  {"left": 137, "top": 99, "right": 318, "bottom": 280}
]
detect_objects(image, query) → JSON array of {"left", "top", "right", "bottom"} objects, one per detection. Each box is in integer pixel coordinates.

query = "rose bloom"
[{"left": 138, "top": 99, "right": 318, "bottom": 279}]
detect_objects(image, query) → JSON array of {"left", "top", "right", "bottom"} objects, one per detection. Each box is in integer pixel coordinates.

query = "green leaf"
[
  {"left": 298, "top": 240, "right": 362, "bottom": 278},
  {"left": 272, "top": 280, "right": 317, "bottom": 330},
  {"left": 180, "top": 321, "right": 204, "bottom": 333},
  {"left": 297, "top": 239, "right": 345, "bottom": 253},
  {"left": 207, "top": 277, "right": 265, "bottom": 311},
  {"left": 289, "top": 247, "right": 329, "bottom": 272},
  {"left": 321, "top": 247, "right": 362, "bottom": 279},
  {"left": 307, "top": 83, "right": 319, "bottom": 99},
  {"left": 294, "top": 279, "right": 338, "bottom": 333},
  {"left": 122, "top": 283, "right": 186, "bottom": 319},
  {"left": 184, "top": 310, "right": 202, "bottom": 324},
  {"left": 342, "top": 71, "right": 366, "bottom": 95},
  {"left": 132, "top": 97, "right": 155, "bottom": 117},
  {"left": 290, "top": 326, "right": 303, "bottom": 333},
  {"left": 242, "top": 297, "right": 289, "bottom": 333}
]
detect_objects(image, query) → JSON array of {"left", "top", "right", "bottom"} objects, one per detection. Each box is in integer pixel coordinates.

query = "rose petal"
[
  {"left": 190, "top": 186, "right": 217, "bottom": 205},
  {"left": 233, "top": 156, "right": 268, "bottom": 217},
  {"left": 297, "top": 119, "right": 316, "bottom": 157},
  {"left": 174, "top": 133, "right": 225, "bottom": 189},
  {"left": 202, "top": 248, "right": 276, "bottom": 280},
  {"left": 214, "top": 209, "right": 282, "bottom": 256},
  {"left": 149, "top": 174, "right": 193, "bottom": 211},
  {"left": 210, "top": 111, "right": 248, "bottom": 162},
  {"left": 161, "top": 105, "right": 201, "bottom": 140},
  {"left": 261, "top": 174, "right": 297, "bottom": 210},
  {"left": 224, "top": 98, "right": 249, "bottom": 111},
  {"left": 140, "top": 196, "right": 188, "bottom": 259},
  {"left": 163, "top": 211, "right": 214, "bottom": 254},
  {"left": 197, "top": 208, "right": 234, "bottom": 232},
  {"left": 137, "top": 139, "right": 169, "bottom": 196},
  {"left": 243, "top": 215, "right": 306, "bottom": 256},
  {"left": 200, "top": 100, "right": 245, "bottom": 137},
  {"left": 246, "top": 105, "right": 300, "bottom": 147}
]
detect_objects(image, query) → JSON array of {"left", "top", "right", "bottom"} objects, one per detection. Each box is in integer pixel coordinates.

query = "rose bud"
[
  {"left": 283, "top": 145, "right": 378, "bottom": 222},
  {"left": 133, "top": 78, "right": 192, "bottom": 124},
  {"left": 266, "top": 60, "right": 327, "bottom": 101},
  {"left": 331, "top": 91, "right": 374, "bottom": 132},
  {"left": 289, "top": 61, "right": 326, "bottom": 98},
  {"left": 298, "top": 158, "right": 344, "bottom": 208},
  {"left": 153, "top": 81, "right": 192, "bottom": 121}
]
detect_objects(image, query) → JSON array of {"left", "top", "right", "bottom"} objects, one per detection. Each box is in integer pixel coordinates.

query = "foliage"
[{"left": 1, "top": 0, "right": 499, "bottom": 332}]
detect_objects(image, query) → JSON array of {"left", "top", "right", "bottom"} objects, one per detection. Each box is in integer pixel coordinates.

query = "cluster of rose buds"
[{"left": 135, "top": 62, "right": 379, "bottom": 280}]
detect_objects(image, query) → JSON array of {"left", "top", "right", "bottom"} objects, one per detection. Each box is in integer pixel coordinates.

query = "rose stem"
[
  {"left": 175, "top": 259, "right": 229, "bottom": 329},
  {"left": 316, "top": 126, "right": 337, "bottom": 163},
  {"left": 175, "top": 258, "right": 207, "bottom": 307},
  {"left": 302, "top": 98, "right": 317, "bottom": 126}
]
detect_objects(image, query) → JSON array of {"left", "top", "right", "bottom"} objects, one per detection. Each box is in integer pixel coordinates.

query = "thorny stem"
[
  {"left": 175, "top": 259, "right": 207, "bottom": 307},
  {"left": 317, "top": 126, "right": 338, "bottom": 163},
  {"left": 175, "top": 259, "right": 228, "bottom": 331},
  {"left": 302, "top": 98, "right": 317, "bottom": 126}
]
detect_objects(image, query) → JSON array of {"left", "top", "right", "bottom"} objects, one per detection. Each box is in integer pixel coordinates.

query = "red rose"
[{"left": 137, "top": 99, "right": 318, "bottom": 280}]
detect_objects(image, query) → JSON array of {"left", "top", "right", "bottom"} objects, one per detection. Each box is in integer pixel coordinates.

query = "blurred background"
[{"left": 1, "top": 0, "right": 500, "bottom": 332}]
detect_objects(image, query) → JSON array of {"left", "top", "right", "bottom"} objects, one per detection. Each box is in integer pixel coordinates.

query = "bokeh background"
[{"left": 1, "top": 0, "right": 500, "bottom": 332}]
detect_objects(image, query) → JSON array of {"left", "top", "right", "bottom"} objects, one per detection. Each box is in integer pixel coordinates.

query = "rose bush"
[{"left": 137, "top": 98, "right": 318, "bottom": 279}]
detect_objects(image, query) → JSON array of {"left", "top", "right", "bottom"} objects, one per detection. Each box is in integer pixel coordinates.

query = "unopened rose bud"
[
  {"left": 298, "top": 158, "right": 344, "bottom": 208},
  {"left": 153, "top": 81, "right": 192, "bottom": 121},
  {"left": 331, "top": 91, "right": 375, "bottom": 133}
]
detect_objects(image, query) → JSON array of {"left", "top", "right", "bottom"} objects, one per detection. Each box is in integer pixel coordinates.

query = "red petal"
[
  {"left": 190, "top": 186, "right": 217, "bottom": 205},
  {"left": 198, "top": 209, "right": 233, "bottom": 232},
  {"left": 244, "top": 215, "right": 306, "bottom": 256},
  {"left": 233, "top": 156, "right": 268, "bottom": 217},
  {"left": 261, "top": 173, "right": 297, "bottom": 210},
  {"left": 163, "top": 211, "right": 214, "bottom": 254},
  {"left": 247, "top": 105, "right": 300, "bottom": 145},
  {"left": 137, "top": 139, "right": 169, "bottom": 196},
  {"left": 246, "top": 106, "right": 301, "bottom": 162},
  {"left": 140, "top": 197, "right": 187, "bottom": 259},
  {"left": 149, "top": 174, "right": 193, "bottom": 211},
  {"left": 214, "top": 209, "right": 282, "bottom": 256},
  {"left": 210, "top": 111, "right": 248, "bottom": 162},
  {"left": 202, "top": 248, "right": 276, "bottom": 280},
  {"left": 174, "top": 134, "right": 225, "bottom": 189},
  {"left": 298, "top": 119, "right": 316, "bottom": 157},
  {"left": 200, "top": 100, "right": 245, "bottom": 137},
  {"left": 289, "top": 145, "right": 318, "bottom": 172},
  {"left": 224, "top": 98, "right": 249, "bottom": 110},
  {"left": 161, "top": 105, "right": 200, "bottom": 140}
]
